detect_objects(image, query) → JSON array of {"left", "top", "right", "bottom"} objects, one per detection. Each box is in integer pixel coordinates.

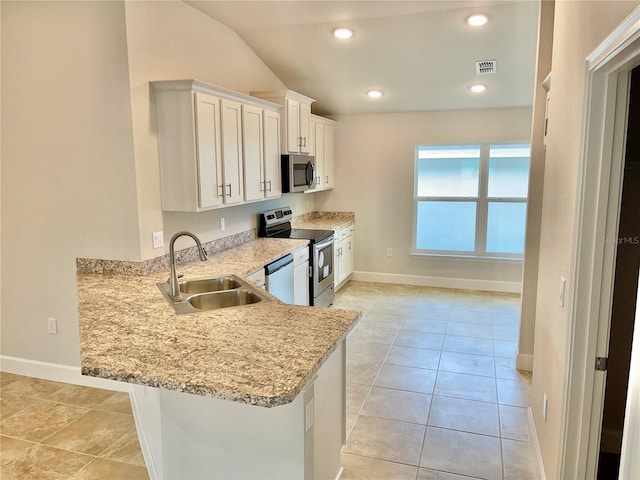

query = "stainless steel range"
[{"left": 259, "top": 207, "right": 334, "bottom": 307}]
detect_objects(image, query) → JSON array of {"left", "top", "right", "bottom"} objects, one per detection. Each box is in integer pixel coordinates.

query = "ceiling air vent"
[{"left": 476, "top": 60, "right": 497, "bottom": 75}]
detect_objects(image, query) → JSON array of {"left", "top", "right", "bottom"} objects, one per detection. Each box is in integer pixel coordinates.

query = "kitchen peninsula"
[{"left": 77, "top": 234, "right": 361, "bottom": 479}]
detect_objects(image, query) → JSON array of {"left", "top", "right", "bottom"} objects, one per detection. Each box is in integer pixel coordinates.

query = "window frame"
[{"left": 412, "top": 143, "right": 529, "bottom": 259}]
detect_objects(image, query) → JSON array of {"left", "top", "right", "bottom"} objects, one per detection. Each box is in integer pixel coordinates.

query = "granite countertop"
[
  {"left": 77, "top": 237, "right": 361, "bottom": 408},
  {"left": 292, "top": 211, "right": 354, "bottom": 231}
]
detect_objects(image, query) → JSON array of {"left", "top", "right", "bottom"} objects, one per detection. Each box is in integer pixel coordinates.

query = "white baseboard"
[
  {"left": 529, "top": 407, "right": 547, "bottom": 480},
  {"left": 517, "top": 353, "right": 534, "bottom": 372},
  {"left": 351, "top": 271, "right": 521, "bottom": 293},
  {"left": 0, "top": 355, "right": 131, "bottom": 392}
]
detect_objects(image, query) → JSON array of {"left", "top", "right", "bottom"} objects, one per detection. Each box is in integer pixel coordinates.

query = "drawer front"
[{"left": 293, "top": 246, "right": 310, "bottom": 265}]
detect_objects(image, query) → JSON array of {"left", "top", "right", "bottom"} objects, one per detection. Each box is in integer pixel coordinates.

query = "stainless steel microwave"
[{"left": 281, "top": 154, "right": 315, "bottom": 193}]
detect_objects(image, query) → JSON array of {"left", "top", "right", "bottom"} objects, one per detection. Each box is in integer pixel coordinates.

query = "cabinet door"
[
  {"left": 299, "top": 102, "right": 311, "bottom": 154},
  {"left": 338, "top": 238, "right": 349, "bottom": 285},
  {"left": 346, "top": 232, "right": 354, "bottom": 279},
  {"left": 333, "top": 230, "right": 343, "bottom": 288},
  {"left": 263, "top": 109, "right": 281, "bottom": 198},
  {"left": 194, "top": 92, "right": 224, "bottom": 209},
  {"left": 242, "top": 105, "right": 264, "bottom": 202},
  {"left": 323, "top": 123, "right": 334, "bottom": 189},
  {"left": 220, "top": 99, "right": 244, "bottom": 204},
  {"left": 293, "top": 261, "right": 309, "bottom": 306},
  {"left": 314, "top": 122, "right": 325, "bottom": 189},
  {"left": 286, "top": 98, "right": 301, "bottom": 153}
]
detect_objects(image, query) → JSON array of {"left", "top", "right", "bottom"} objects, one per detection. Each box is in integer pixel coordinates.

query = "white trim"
[
  {"left": 130, "top": 385, "right": 160, "bottom": 480},
  {"left": 529, "top": 407, "right": 547, "bottom": 480},
  {"left": 560, "top": 5, "right": 640, "bottom": 480},
  {"left": 0, "top": 355, "right": 131, "bottom": 392},
  {"left": 351, "top": 270, "right": 521, "bottom": 293},
  {"left": 516, "top": 353, "right": 534, "bottom": 372}
]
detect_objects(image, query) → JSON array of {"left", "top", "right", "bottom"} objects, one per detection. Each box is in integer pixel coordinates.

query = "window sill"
[{"left": 409, "top": 252, "right": 523, "bottom": 264}]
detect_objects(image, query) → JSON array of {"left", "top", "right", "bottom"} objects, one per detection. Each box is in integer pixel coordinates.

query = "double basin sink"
[{"left": 157, "top": 275, "right": 271, "bottom": 315}]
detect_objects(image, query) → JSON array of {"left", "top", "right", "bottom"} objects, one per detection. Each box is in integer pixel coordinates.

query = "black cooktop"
[{"left": 288, "top": 228, "right": 334, "bottom": 243}]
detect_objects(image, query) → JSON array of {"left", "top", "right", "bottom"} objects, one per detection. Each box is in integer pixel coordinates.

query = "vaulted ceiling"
[{"left": 186, "top": 1, "right": 540, "bottom": 116}]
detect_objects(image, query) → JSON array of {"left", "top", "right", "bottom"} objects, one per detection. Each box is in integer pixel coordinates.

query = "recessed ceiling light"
[
  {"left": 470, "top": 84, "right": 486, "bottom": 93},
  {"left": 334, "top": 28, "right": 354, "bottom": 40},
  {"left": 467, "top": 14, "right": 488, "bottom": 27},
  {"left": 367, "top": 90, "right": 382, "bottom": 98}
]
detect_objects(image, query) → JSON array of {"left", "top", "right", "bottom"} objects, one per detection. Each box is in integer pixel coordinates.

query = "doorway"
[{"left": 596, "top": 66, "right": 640, "bottom": 480}]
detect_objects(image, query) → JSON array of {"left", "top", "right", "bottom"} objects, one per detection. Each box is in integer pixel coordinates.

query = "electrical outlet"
[
  {"left": 386, "top": 248, "right": 393, "bottom": 257},
  {"left": 47, "top": 317, "right": 57, "bottom": 335},
  {"left": 220, "top": 217, "right": 225, "bottom": 231},
  {"left": 543, "top": 393, "right": 549, "bottom": 420},
  {"left": 152, "top": 231, "right": 164, "bottom": 249},
  {"left": 559, "top": 276, "right": 566, "bottom": 307}
]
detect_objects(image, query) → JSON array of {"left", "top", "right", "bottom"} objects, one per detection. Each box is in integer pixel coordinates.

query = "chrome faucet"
[{"left": 168, "top": 231, "right": 208, "bottom": 299}]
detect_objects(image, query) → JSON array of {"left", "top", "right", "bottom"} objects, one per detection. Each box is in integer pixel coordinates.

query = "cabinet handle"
[
  {"left": 218, "top": 184, "right": 224, "bottom": 197},
  {"left": 348, "top": 242, "right": 351, "bottom": 250},
  {"left": 298, "top": 136, "right": 303, "bottom": 148},
  {"left": 303, "top": 137, "right": 307, "bottom": 148},
  {"left": 308, "top": 266, "right": 312, "bottom": 278},
  {"left": 267, "top": 180, "right": 272, "bottom": 192},
  {"left": 315, "top": 176, "right": 320, "bottom": 186},
  {"left": 325, "top": 175, "right": 329, "bottom": 184},
  {"left": 226, "top": 183, "right": 232, "bottom": 197},
  {"left": 259, "top": 181, "right": 264, "bottom": 193}
]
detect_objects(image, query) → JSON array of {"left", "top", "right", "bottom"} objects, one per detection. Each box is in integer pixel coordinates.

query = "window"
[{"left": 414, "top": 143, "right": 530, "bottom": 257}]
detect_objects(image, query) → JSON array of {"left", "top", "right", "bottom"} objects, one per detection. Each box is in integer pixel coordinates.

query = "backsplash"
[
  {"left": 292, "top": 211, "right": 354, "bottom": 225},
  {"left": 77, "top": 229, "right": 257, "bottom": 276}
]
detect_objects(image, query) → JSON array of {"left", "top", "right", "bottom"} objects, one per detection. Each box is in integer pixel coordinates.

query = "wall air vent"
[{"left": 475, "top": 60, "right": 497, "bottom": 75}]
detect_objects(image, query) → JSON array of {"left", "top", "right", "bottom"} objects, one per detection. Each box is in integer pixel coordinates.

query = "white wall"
[
  {"left": 529, "top": 2, "right": 639, "bottom": 478},
  {"left": 122, "top": 1, "right": 316, "bottom": 259},
  {"left": 0, "top": 0, "right": 313, "bottom": 369},
  {"left": 316, "top": 108, "right": 532, "bottom": 290},
  {"left": 1, "top": 1, "right": 140, "bottom": 366}
]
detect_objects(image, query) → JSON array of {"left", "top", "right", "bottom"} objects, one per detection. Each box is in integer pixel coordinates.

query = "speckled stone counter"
[
  {"left": 78, "top": 237, "right": 361, "bottom": 408},
  {"left": 293, "top": 211, "right": 354, "bottom": 231}
]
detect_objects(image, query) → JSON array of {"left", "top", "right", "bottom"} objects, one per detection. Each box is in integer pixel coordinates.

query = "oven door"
[{"left": 313, "top": 236, "right": 334, "bottom": 296}]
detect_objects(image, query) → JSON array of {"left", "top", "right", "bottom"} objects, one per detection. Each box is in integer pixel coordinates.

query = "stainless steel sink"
[
  {"left": 188, "top": 290, "right": 263, "bottom": 310},
  {"left": 157, "top": 274, "right": 271, "bottom": 314},
  {"left": 179, "top": 276, "right": 242, "bottom": 294}
]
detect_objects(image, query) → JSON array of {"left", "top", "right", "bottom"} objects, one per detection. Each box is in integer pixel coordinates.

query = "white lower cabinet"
[
  {"left": 334, "top": 224, "right": 354, "bottom": 290},
  {"left": 293, "top": 245, "right": 310, "bottom": 306}
]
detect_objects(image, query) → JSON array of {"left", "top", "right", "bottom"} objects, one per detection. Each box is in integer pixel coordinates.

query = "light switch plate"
[{"left": 152, "top": 231, "right": 164, "bottom": 249}]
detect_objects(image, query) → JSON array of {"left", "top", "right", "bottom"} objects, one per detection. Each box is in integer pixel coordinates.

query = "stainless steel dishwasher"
[{"left": 265, "top": 253, "right": 294, "bottom": 304}]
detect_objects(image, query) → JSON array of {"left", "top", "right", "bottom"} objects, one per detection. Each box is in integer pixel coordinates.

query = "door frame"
[{"left": 560, "top": 7, "right": 640, "bottom": 479}]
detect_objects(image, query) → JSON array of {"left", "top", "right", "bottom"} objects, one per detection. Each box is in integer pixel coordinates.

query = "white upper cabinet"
[
  {"left": 152, "top": 80, "right": 282, "bottom": 212},
  {"left": 243, "top": 105, "right": 282, "bottom": 202},
  {"left": 251, "top": 90, "right": 315, "bottom": 154},
  {"left": 309, "top": 114, "right": 336, "bottom": 191}
]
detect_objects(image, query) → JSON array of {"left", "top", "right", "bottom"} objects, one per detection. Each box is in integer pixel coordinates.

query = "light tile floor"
[
  {"left": 0, "top": 374, "right": 148, "bottom": 479},
  {"left": 0, "top": 280, "right": 537, "bottom": 480},
  {"left": 334, "top": 281, "right": 538, "bottom": 480}
]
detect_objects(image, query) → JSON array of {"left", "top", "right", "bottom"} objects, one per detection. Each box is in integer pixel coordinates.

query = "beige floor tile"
[
  {"left": 446, "top": 321, "right": 493, "bottom": 339},
  {"left": 0, "top": 372, "right": 23, "bottom": 387},
  {"left": 347, "top": 361, "right": 382, "bottom": 386},
  {"left": 0, "top": 400, "right": 88, "bottom": 442},
  {"left": 346, "top": 383, "right": 371, "bottom": 414},
  {"left": 345, "top": 415, "right": 426, "bottom": 466},
  {"left": 427, "top": 395, "right": 499, "bottom": 436},
  {"left": 448, "top": 309, "right": 493, "bottom": 325},
  {"left": 69, "top": 457, "right": 149, "bottom": 480},
  {"left": 1, "top": 377, "right": 69, "bottom": 399},
  {"left": 374, "top": 364, "right": 437, "bottom": 394},
  {"left": 418, "top": 468, "right": 483, "bottom": 480},
  {"left": 333, "top": 298, "right": 372, "bottom": 311},
  {"left": 368, "top": 302, "right": 411, "bottom": 316},
  {"left": 0, "top": 392, "right": 38, "bottom": 420},
  {"left": 361, "top": 387, "right": 431, "bottom": 424},
  {"left": 386, "top": 345, "right": 441, "bottom": 370},
  {"left": 493, "top": 339, "right": 518, "bottom": 358},
  {"left": 347, "top": 341, "right": 392, "bottom": 364},
  {"left": 341, "top": 453, "right": 418, "bottom": 480},
  {"left": 358, "top": 313, "right": 405, "bottom": 329},
  {"left": 499, "top": 405, "right": 531, "bottom": 441},
  {"left": 402, "top": 317, "right": 447, "bottom": 334},
  {"left": 405, "top": 305, "right": 450, "bottom": 321},
  {"left": 1, "top": 443, "right": 92, "bottom": 480},
  {"left": 1, "top": 435, "right": 35, "bottom": 465},
  {"left": 434, "top": 371, "right": 497, "bottom": 403},
  {"left": 497, "top": 378, "right": 531, "bottom": 407},
  {"left": 100, "top": 428, "right": 146, "bottom": 467},
  {"left": 394, "top": 330, "right": 444, "bottom": 350},
  {"left": 420, "top": 427, "right": 502, "bottom": 480},
  {"left": 502, "top": 438, "right": 539, "bottom": 480},
  {"left": 348, "top": 325, "right": 398, "bottom": 344},
  {"left": 42, "top": 410, "right": 135, "bottom": 456},
  {"left": 491, "top": 324, "right": 520, "bottom": 341},
  {"left": 48, "top": 384, "right": 119, "bottom": 409},
  {"left": 442, "top": 335, "right": 494, "bottom": 356},
  {"left": 95, "top": 392, "right": 133, "bottom": 415},
  {"left": 439, "top": 351, "right": 495, "bottom": 377},
  {"left": 346, "top": 413, "right": 358, "bottom": 440}
]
